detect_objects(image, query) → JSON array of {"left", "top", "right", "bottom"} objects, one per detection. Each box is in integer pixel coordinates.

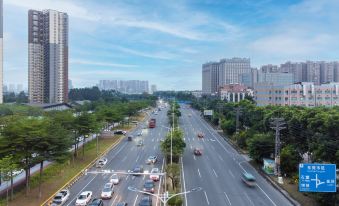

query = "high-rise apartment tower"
[{"left": 28, "top": 9, "right": 68, "bottom": 103}]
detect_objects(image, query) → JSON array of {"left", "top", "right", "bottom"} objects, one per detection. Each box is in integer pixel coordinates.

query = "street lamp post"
[{"left": 128, "top": 186, "right": 202, "bottom": 206}]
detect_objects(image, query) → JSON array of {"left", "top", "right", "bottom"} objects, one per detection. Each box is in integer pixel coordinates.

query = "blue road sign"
[{"left": 299, "top": 163, "right": 336, "bottom": 192}]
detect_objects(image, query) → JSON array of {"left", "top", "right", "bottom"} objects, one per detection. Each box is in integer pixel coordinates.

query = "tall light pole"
[
  {"left": 171, "top": 101, "right": 174, "bottom": 165},
  {"left": 128, "top": 186, "right": 202, "bottom": 206}
]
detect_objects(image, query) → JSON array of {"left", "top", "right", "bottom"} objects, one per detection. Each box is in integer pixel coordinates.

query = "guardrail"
[{"left": 40, "top": 136, "right": 123, "bottom": 206}]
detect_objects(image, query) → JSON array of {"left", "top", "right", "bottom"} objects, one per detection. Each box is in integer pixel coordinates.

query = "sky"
[{"left": 3, "top": 0, "right": 339, "bottom": 90}]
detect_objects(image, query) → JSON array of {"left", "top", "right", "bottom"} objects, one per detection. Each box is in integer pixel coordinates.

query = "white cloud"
[{"left": 70, "top": 59, "right": 137, "bottom": 68}]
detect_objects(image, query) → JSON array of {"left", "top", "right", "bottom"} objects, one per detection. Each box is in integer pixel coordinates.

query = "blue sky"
[{"left": 3, "top": 0, "right": 339, "bottom": 90}]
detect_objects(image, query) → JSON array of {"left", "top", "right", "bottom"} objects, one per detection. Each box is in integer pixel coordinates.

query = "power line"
[{"left": 270, "top": 117, "right": 286, "bottom": 177}]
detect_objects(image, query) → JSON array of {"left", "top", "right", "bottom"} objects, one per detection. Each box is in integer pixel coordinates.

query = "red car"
[{"left": 194, "top": 148, "right": 202, "bottom": 156}]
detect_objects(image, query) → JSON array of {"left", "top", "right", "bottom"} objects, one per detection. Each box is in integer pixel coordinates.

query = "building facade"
[
  {"left": 150, "top": 84, "right": 157, "bottom": 94},
  {"left": 219, "top": 84, "right": 252, "bottom": 102},
  {"left": 0, "top": 0, "right": 3, "bottom": 103},
  {"left": 218, "top": 57, "right": 251, "bottom": 86},
  {"left": 254, "top": 82, "right": 339, "bottom": 107},
  {"left": 28, "top": 9, "right": 68, "bottom": 104},
  {"left": 202, "top": 62, "right": 219, "bottom": 94},
  {"left": 258, "top": 72, "right": 294, "bottom": 86},
  {"left": 98, "top": 80, "right": 149, "bottom": 94}
]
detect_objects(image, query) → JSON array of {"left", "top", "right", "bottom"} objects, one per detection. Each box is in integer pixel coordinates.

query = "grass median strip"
[{"left": 0, "top": 136, "right": 122, "bottom": 206}]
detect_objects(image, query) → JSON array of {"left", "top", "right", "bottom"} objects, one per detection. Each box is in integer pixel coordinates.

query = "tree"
[
  {"left": 0, "top": 155, "right": 18, "bottom": 203},
  {"left": 247, "top": 133, "right": 274, "bottom": 163},
  {"left": 280, "top": 145, "right": 302, "bottom": 176},
  {"left": 74, "top": 112, "right": 100, "bottom": 157},
  {"left": 34, "top": 119, "right": 72, "bottom": 197},
  {"left": 221, "top": 119, "right": 236, "bottom": 136},
  {"left": 160, "top": 129, "right": 186, "bottom": 163},
  {"left": 165, "top": 163, "right": 180, "bottom": 190}
]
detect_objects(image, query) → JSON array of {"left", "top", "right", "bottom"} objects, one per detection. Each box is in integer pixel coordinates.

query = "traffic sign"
[{"left": 299, "top": 163, "right": 336, "bottom": 192}]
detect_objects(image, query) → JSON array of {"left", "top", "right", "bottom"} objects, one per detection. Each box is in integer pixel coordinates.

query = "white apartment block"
[{"left": 254, "top": 82, "right": 339, "bottom": 107}]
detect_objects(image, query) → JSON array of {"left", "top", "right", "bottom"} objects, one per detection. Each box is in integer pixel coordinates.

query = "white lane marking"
[
  {"left": 153, "top": 145, "right": 156, "bottom": 150},
  {"left": 204, "top": 191, "right": 210, "bottom": 205},
  {"left": 181, "top": 157, "right": 188, "bottom": 206},
  {"left": 156, "top": 158, "right": 165, "bottom": 206},
  {"left": 238, "top": 161, "right": 247, "bottom": 173},
  {"left": 143, "top": 175, "right": 145, "bottom": 180},
  {"left": 66, "top": 174, "right": 98, "bottom": 206},
  {"left": 193, "top": 155, "right": 196, "bottom": 160},
  {"left": 198, "top": 168, "right": 202, "bottom": 178},
  {"left": 152, "top": 138, "right": 154, "bottom": 142},
  {"left": 111, "top": 195, "right": 118, "bottom": 206},
  {"left": 212, "top": 169, "right": 218, "bottom": 178},
  {"left": 256, "top": 184, "right": 277, "bottom": 206},
  {"left": 228, "top": 169, "right": 235, "bottom": 178},
  {"left": 244, "top": 192, "right": 254, "bottom": 206},
  {"left": 135, "top": 156, "right": 140, "bottom": 162},
  {"left": 126, "top": 175, "right": 129, "bottom": 180},
  {"left": 121, "top": 156, "right": 127, "bottom": 162},
  {"left": 66, "top": 143, "right": 127, "bottom": 206},
  {"left": 218, "top": 154, "right": 223, "bottom": 161},
  {"left": 133, "top": 194, "right": 139, "bottom": 206},
  {"left": 190, "top": 145, "right": 192, "bottom": 150},
  {"left": 224, "top": 192, "right": 232, "bottom": 205}
]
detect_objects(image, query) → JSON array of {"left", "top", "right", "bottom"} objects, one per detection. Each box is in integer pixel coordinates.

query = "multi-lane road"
[
  {"left": 180, "top": 105, "right": 293, "bottom": 206},
  {"left": 63, "top": 108, "right": 168, "bottom": 206},
  {"left": 60, "top": 104, "right": 294, "bottom": 206}
]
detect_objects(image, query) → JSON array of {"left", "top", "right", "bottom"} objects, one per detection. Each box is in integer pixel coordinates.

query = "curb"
[
  {"left": 200, "top": 116, "right": 301, "bottom": 206},
  {"left": 40, "top": 136, "right": 123, "bottom": 206}
]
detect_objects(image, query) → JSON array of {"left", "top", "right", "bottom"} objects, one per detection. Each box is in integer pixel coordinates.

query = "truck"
[{"left": 149, "top": 118, "right": 156, "bottom": 128}]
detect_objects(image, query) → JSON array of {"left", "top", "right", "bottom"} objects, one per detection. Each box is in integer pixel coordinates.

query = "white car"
[
  {"left": 110, "top": 174, "right": 120, "bottom": 185},
  {"left": 96, "top": 157, "right": 108, "bottom": 168},
  {"left": 51, "top": 189, "right": 70, "bottom": 206},
  {"left": 146, "top": 156, "right": 157, "bottom": 164},
  {"left": 101, "top": 183, "right": 114, "bottom": 199},
  {"left": 150, "top": 168, "right": 160, "bottom": 181},
  {"left": 75, "top": 191, "right": 92, "bottom": 206}
]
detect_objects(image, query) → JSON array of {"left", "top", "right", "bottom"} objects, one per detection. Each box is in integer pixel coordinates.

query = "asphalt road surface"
[
  {"left": 180, "top": 105, "right": 293, "bottom": 206},
  {"left": 63, "top": 108, "right": 168, "bottom": 206}
]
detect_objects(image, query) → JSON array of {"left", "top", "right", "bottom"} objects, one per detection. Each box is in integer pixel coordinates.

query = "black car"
[
  {"left": 143, "top": 180, "right": 155, "bottom": 193},
  {"left": 132, "top": 165, "right": 144, "bottom": 176},
  {"left": 116, "top": 202, "right": 128, "bottom": 206},
  {"left": 88, "top": 198, "right": 104, "bottom": 206},
  {"left": 139, "top": 196, "right": 152, "bottom": 206}
]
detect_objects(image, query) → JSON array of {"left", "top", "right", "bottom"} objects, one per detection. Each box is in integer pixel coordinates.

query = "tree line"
[
  {"left": 191, "top": 97, "right": 338, "bottom": 205},
  {"left": 0, "top": 98, "right": 154, "bottom": 202}
]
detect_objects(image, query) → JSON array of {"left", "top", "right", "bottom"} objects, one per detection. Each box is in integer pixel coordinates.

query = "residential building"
[
  {"left": 218, "top": 57, "right": 251, "bottom": 86},
  {"left": 219, "top": 84, "right": 252, "bottom": 102},
  {"left": 254, "top": 82, "right": 339, "bottom": 107},
  {"left": 98, "top": 80, "right": 149, "bottom": 94},
  {"left": 280, "top": 62, "right": 306, "bottom": 82},
  {"left": 305, "top": 61, "right": 321, "bottom": 85},
  {"left": 151, "top": 84, "right": 157, "bottom": 94},
  {"left": 260, "top": 64, "right": 279, "bottom": 73},
  {"left": 202, "top": 62, "right": 219, "bottom": 94},
  {"left": 240, "top": 68, "right": 258, "bottom": 88},
  {"left": 0, "top": 0, "right": 3, "bottom": 103},
  {"left": 28, "top": 9, "right": 68, "bottom": 104},
  {"left": 258, "top": 72, "right": 294, "bottom": 86}
]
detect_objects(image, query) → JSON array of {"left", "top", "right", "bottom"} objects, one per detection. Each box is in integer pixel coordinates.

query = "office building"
[
  {"left": 280, "top": 62, "right": 306, "bottom": 82},
  {"left": 260, "top": 64, "right": 279, "bottom": 73},
  {"left": 254, "top": 82, "right": 339, "bottom": 107},
  {"left": 28, "top": 9, "right": 68, "bottom": 104},
  {"left": 219, "top": 57, "right": 251, "bottom": 86},
  {"left": 240, "top": 68, "right": 258, "bottom": 88},
  {"left": 202, "top": 62, "right": 219, "bottom": 94},
  {"left": 0, "top": 0, "right": 3, "bottom": 103}
]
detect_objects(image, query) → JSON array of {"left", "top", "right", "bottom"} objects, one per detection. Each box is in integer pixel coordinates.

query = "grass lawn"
[
  {"left": 268, "top": 176, "right": 317, "bottom": 206},
  {"left": 1, "top": 136, "right": 122, "bottom": 206}
]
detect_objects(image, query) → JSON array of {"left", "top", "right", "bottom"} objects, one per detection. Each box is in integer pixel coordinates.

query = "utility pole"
[
  {"left": 235, "top": 107, "right": 242, "bottom": 134},
  {"left": 216, "top": 103, "right": 223, "bottom": 130},
  {"left": 270, "top": 118, "right": 286, "bottom": 177}
]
